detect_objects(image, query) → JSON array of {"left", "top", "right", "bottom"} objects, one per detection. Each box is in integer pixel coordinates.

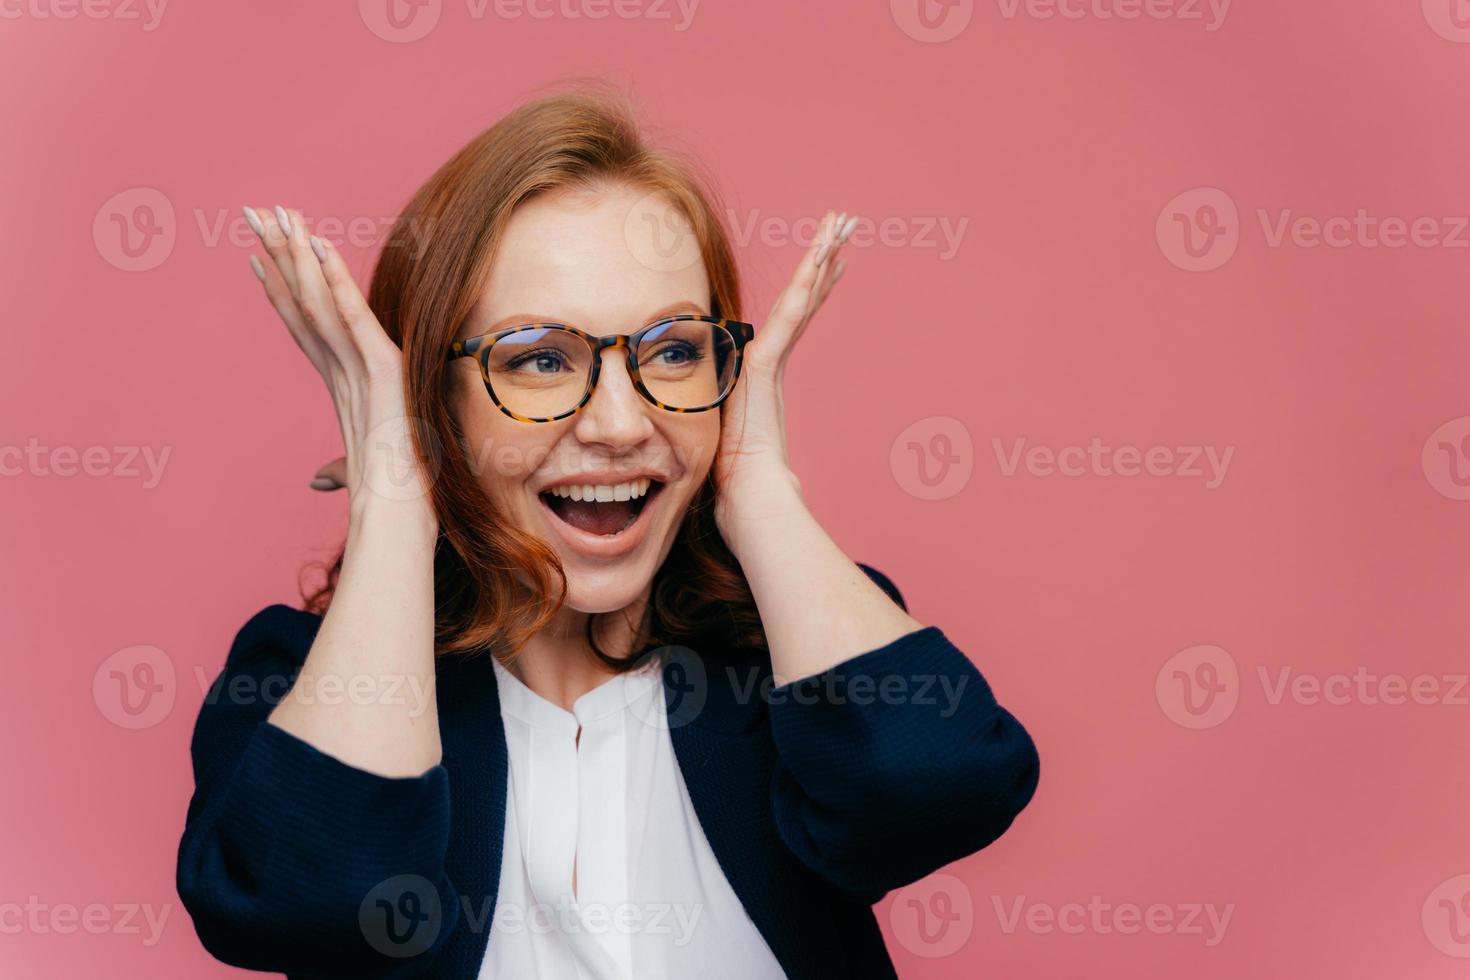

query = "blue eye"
[
  {"left": 507, "top": 349, "right": 569, "bottom": 374},
  {"left": 645, "top": 341, "right": 705, "bottom": 368}
]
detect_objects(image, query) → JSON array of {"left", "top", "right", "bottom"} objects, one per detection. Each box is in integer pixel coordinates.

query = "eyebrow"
[{"left": 471, "top": 300, "right": 711, "bottom": 337}]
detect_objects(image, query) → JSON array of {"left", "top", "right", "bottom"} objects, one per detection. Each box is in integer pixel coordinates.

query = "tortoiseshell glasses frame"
[{"left": 446, "top": 314, "right": 755, "bottom": 423}]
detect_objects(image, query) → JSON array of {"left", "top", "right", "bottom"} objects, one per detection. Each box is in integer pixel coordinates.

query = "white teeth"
[{"left": 545, "top": 478, "right": 656, "bottom": 501}]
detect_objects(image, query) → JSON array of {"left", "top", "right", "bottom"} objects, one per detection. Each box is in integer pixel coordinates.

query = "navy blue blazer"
[{"left": 176, "top": 565, "right": 1039, "bottom": 979}]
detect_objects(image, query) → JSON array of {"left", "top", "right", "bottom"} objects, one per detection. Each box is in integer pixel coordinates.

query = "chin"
[{"left": 556, "top": 557, "right": 663, "bottom": 614}]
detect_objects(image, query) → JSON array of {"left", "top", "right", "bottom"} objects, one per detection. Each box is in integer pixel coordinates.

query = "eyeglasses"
[{"left": 447, "top": 315, "right": 754, "bottom": 423}]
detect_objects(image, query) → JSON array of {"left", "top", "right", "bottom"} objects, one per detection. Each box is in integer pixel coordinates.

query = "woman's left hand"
[{"left": 713, "top": 209, "right": 857, "bottom": 550}]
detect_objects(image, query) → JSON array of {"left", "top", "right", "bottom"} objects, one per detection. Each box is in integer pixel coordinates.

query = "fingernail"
[
  {"left": 274, "top": 205, "right": 292, "bottom": 237},
  {"left": 249, "top": 255, "right": 266, "bottom": 281},
  {"left": 310, "top": 235, "right": 327, "bottom": 262},
  {"left": 243, "top": 206, "right": 265, "bottom": 237},
  {"left": 833, "top": 259, "right": 847, "bottom": 283},
  {"left": 838, "top": 215, "right": 858, "bottom": 243},
  {"left": 309, "top": 477, "right": 337, "bottom": 491}
]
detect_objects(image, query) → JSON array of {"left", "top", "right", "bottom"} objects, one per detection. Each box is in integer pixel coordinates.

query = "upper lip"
[{"left": 537, "top": 469, "right": 669, "bottom": 493}]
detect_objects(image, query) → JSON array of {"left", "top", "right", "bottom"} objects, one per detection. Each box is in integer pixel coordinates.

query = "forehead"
[{"left": 471, "top": 183, "right": 712, "bottom": 333}]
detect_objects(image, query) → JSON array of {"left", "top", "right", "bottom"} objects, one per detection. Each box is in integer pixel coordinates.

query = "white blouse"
[{"left": 479, "top": 656, "right": 788, "bottom": 980}]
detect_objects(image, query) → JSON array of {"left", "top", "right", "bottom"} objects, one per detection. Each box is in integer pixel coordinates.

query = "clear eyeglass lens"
[{"left": 634, "top": 320, "right": 736, "bottom": 410}]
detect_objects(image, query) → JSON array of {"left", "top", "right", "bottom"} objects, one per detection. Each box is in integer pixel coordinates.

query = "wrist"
[
  {"left": 716, "top": 467, "right": 807, "bottom": 559},
  {"left": 348, "top": 493, "right": 440, "bottom": 548}
]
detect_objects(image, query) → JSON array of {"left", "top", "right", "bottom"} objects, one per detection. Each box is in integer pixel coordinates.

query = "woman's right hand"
[
  {"left": 244, "top": 204, "right": 442, "bottom": 778},
  {"left": 244, "top": 205, "right": 434, "bottom": 518}
]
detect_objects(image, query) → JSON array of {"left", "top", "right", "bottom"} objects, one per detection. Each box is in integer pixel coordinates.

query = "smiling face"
[{"left": 448, "top": 183, "right": 721, "bottom": 614}]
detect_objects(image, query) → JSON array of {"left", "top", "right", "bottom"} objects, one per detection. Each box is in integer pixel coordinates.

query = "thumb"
[{"left": 309, "top": 456, "right": 348, "bottom": 491}]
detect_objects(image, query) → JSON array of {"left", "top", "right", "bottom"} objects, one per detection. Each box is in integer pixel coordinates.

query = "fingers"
[
  {"left": 800, "top": 209, "right": 844, "bottom": 292},
  {"left": 308, "top": 233, "right": 401, "bottom": 374},
  {"left": 244, "top": 205, "right": 300, "bottom": 299},
  {"left": 241, "top": 204, "right": 408, "bottom": 501},
  {"left": 244, "top": 204, "right": 371, "bottom": 373},
  {"left": 815, "top": 210, "right": 857, "bottom": 271},
  {"left": 804, "top": 212, "right": 855, "bottom": 321},
  {"left": 812, "top": 258, "right": 846, "bottom": 314},
  {"left": 277, "top": 207, "right": 360, "bottom": 366},
  {"left": 246, "top": 226, "right": 330, "bottom": 374},
  {"left": 763, "top": 209, "right": 855, "bottom": 348},
  {"left": 310, "top": 456, "right": 349, "bottom": 492},
  {"left": 764, "top": 211, "right": 836, "bottom": 336}
]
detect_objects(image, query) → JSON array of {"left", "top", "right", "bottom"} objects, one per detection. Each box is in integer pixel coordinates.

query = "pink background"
[{"left": 4, "top": 0, "right": 1470, "bottom": 976}]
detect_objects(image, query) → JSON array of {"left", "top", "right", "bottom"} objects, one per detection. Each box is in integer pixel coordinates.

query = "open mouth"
[{"left": 538, "top": 478, "right": 665, "bottom": 537}]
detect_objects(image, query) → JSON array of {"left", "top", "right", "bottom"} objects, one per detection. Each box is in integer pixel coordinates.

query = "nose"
[{"left": 571, "top": 350, "right": 655, "bottom": 448}]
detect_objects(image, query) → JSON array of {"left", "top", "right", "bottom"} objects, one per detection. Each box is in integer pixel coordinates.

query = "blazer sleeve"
[
  {"left": 175, "top": 604, "right": 458, "bottom": 979},
  {"left": 766, "top": 564, "right": 1040, "bottom": 903}
]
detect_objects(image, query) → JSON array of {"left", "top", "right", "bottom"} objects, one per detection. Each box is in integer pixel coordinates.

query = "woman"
[{"left": 175, "top": 88, "right": 1040, "bottom": 980}]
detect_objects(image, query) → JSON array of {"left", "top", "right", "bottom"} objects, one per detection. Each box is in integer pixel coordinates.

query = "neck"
[{"left": 504, "top": 593, "right": 651, "bottom": 712}]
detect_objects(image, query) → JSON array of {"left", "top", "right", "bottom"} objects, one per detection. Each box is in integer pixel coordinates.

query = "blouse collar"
[{"left": 491, "top": 656, "right": 663, "bottom": 732}]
